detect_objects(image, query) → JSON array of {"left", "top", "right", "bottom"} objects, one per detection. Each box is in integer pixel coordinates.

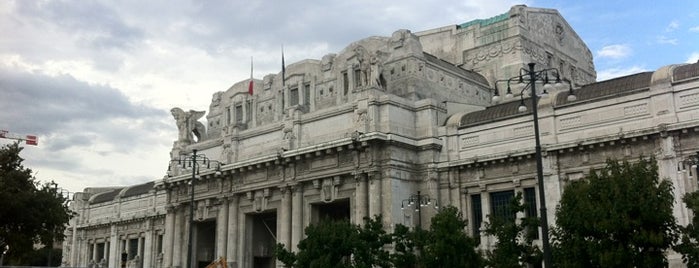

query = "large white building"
[{"left": 62, "top": 5, "right": 698, "bottom": 268}]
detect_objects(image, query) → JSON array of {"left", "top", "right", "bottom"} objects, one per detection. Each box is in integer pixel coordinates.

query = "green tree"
[
  {"left": 674, "top": 191, "right": 699, "bottom": 266},
  {"left": 484, "top": 193, "right": 542, "bottom": 268},
  {"left": 275, "top": 216, "right": 391, "bottom": 268},
  {"left": 389, "top": 224, "right": 420, "bottom": 267},
  {"left": 552, "top": 157, "right": 677, "bottom": 267},
  {"left": 419, "top": 206, "right": 483, "bottom": 268},
  {"left": 0, "top": 142, "right": 74, "bottom": 265}
]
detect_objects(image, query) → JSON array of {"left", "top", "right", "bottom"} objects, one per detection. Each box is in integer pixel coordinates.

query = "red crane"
[{"left": 0, "top": 130, "right": 38, "bottom": 146}]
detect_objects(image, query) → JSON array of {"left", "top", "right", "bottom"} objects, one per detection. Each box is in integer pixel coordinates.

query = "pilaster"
[
  {"left": 291, "top": 184, "right": 304, "bottom": 251},
  {"left": 216, "top": 197, "right": 229, "bottom": 259}
]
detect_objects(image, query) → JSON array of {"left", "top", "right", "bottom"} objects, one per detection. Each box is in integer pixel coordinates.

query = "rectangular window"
[
  {"left": 290, "top": 87, "right": 299, "bottom": 106},
  {"left": 471, "top": 194, "right": 483, "bottom": 239},
  {"left": 246, "top": 101, "right": 252, "bottom": 122},
  {"left": 524, "top": 187, "right": 539, "bottom": 239},
  {"left": 342, "top": 72, "right": 349, "bottom": 95},
  {"left": 490, "top": 190, "right": 515, "bottom": 222},
  {"left": 304, "top": 83, "right": 311, "bottom": 106},
  {"left": 354, "top": 69, "right": 362, "bottom": 87},
  {"left": 226, "top": 107, "right": 231, "bottom": 125},
  {"left": 96, "top": 242, "right": 105, "bottom": 260},
  {"left": 157, "top": 234, "right": 164, "bottom": 253},
  {"left": 128, "top": 238, "right": 138, "bottom": 260},
  {"left": 235, "top": 105, "right": 243, "bottom": 123},
  {"left": 524, "top": 187, "right": 537, "bottom": 218}
]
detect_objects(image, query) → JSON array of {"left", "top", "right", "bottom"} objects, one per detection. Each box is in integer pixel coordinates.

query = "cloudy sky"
[{"left": 1, "top": 0, "right": 697, "bottom": 194}]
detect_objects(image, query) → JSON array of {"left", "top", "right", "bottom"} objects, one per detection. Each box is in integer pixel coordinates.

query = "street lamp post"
[
  {"left": 168, "top": 149, "right": 221, "bottom": 268},
  {"left": 401, "top": 191, "right": 438, "bottom": 229},
  {"left": 493, "top": 62, "right": 577, "bottom": 268}
]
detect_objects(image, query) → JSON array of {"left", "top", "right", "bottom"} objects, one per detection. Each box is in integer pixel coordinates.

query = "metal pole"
[
  {"left": 187, "top": 149, "right": 197, "bottom": 268},
  {"left": 417, "top": 191, "right": 422, "bottom": 229},
  {"left": 529, "top": 62, "right": 552, "bottom": 267}
]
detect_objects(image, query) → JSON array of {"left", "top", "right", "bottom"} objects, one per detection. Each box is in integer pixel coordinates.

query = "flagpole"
[
  {"left": 248, "top": 56, "right": 254, "bottom": 95},
  {"left": 281, "top": 45, "right": 286, "bottom": 87}
]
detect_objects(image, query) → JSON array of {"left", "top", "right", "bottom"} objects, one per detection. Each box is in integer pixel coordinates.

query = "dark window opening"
[
  {"left": 312, "top": 198, "right": 351, "bottom": 223},
  {"left": 490, "top": 190, "right": 515, "bottom": 222},
  {"left": 471, "top": 194, "right": 482, "bottom": 241}
]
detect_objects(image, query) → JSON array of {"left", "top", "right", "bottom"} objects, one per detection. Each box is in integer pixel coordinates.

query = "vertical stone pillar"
[
  {"left": 657, "top": 134, "right": 691, "bottom": 226},
  {"left": 143, "top": 227, "right": 153, "bottom": 268},
  {"left": 216, "top": 198, "right": 229, "bottom": 259},
  {"left": 237, "top": 210, "right": 246, "bottom": 268},
  {"left": 291, "top": 184, "right": 304, "bottom": 251},
  {"left": 110, "top": 225, "right": 119, "bottom": 268},
  {"left": 163, "top": 205, "right": 175, "bottom": 268},
  {"left": 368, "top": 171, "right": 382, "bottom": 218},
  {"left": 276, "top": 186, "right": 292, "bottom": 268},
  {"left": 354, "top": 173, "right": 368, "bottom": 223},
  {"left": 480, "top": 191, "right": 492, "bottom": 250},
  {"left": 226, "top": 195, "right": 239, "bottom": 267},
  {"left": 172, "top": 206, "right": 183, "bottom": 268},
  {"left": 137, "top": 236, "right": 143, "bottom": 259},
  {"left": 91, "top": 242, "right": 97, "bottom": 262},
  {"left": 103, "top": 241, "right": 109, "bottom": 263},
  {"left": 450, "top": 170, "right": 461, "bottom": 210},
  {"left": 278, "top": 186, "right": 292, "bottom": 249}
]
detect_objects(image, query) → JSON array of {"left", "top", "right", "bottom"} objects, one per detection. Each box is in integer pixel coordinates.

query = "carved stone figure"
[
  {"left": 354, "top": 46, "right": 371, "bottom": 86},
  {"left": 321, "top": 53, "right": 336, "bottom": 72},
  {"left": 171, "top": 107, "right": 207, "bottom": 144}
]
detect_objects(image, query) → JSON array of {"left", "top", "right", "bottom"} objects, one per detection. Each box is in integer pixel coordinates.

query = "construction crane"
[{"left": 0, "top": 129, "right": 38, "bottom": 146}]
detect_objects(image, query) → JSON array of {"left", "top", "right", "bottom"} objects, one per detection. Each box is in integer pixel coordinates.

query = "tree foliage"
[
  {"left": 418, "top": 206, "right": 483, "bottom": 268},
  {"left": 674, "top": 191, "right": 699, "bottom": 266},
  {"left": 0, "top": 142, "right": 74, "bottom": 265},
  {"left": 552, "top": 157, "right": 677, "bottom": 267},
  {"left": 276, "top": 208, "right": 482, "bottom": 268},
  {"left": 484, "top": 193, "right": 542, "bottom": 268},
  {"left": 275, "top": 215, "right": 391, "bottom": 268}
]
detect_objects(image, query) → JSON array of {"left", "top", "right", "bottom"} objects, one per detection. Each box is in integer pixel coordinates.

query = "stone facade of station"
[{"left": 61, "top": 5, "right": 698, "bottom": 268}]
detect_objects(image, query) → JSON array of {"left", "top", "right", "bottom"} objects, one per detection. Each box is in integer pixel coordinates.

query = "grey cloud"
[
  {"left": 0, "top": 66, "right": 169, "bottom": 151},
  {"left": 15, "top": 1, "right": 144, "bottom": 50}
]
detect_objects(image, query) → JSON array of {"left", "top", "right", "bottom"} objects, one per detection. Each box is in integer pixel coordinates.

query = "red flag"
[
  {"left": 25, "top": 135, "right": 38, "bottom": 146},
  {"left": 248, "top": 56, "right": 254, "bottom": 95}
]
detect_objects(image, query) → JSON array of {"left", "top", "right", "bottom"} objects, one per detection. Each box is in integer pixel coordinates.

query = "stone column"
[
  {"left": 137, "top": 236, "right": 143, "bottom": 259},
  {"left": 110, "top": 226, "right": 119, "bottom": 268},
  {"left": 143, "top": 229, "right": 152, "bottom": 268},
  {"left": 480, "top": 191, "right": 492, "bottom": 251},
  {"left": 291, "top": 184, "right": 304, "bottom": 251},
  {"left": 172, "top": 206, "right": 183, "bottom": 268},
  {"left": 354, "top": 173, "right": 368, "bottom": 224},
  {"left": 368, "top": 171, "right": 382, "bottom": 218},
  {"left": 163, "top": 205, "right": 175, "bottom": 268},
  {"left": 278, "top": 186, "right": 292, "bottom": 249},
  {"left": 92, "top": 242, "right": 97, "bottom": 262},
  {"left": 216, "top": 198, "right": 229, "bottom": 259},
  {"left": 103, "top": 241, "right": 109, "bottom": 264},
  {"left": 450, "top": 170, "right": 461, "bottom": 210},
  {"left": 226, "top": 195, "right": 239, "bottom": 267}
]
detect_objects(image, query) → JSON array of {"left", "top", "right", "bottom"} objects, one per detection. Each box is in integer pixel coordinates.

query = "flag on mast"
[
  {"left": 248, "top": 56, "right": 254, "bottom": 95},
  {"left": 281, "top": 45, "right": 286, "bottom": 87}
]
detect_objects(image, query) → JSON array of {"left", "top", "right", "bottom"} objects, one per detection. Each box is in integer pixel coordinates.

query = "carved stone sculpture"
[{"left": 171, "top": 107, "right": 208, "bottom": 145}]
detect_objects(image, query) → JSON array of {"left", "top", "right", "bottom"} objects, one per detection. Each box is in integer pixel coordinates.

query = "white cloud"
[
  {"left": 597, "top": 44, "right": 632, "bottom": 59},
  {"left": 656, "top": 35, "right": 678, "bottom": 45},
  {"left": 597, "top": 66, "right": 648, "bottom": 81},
  {"left": 665, "top": 20, "right": 679, "bottom": 32},
  {"left": 687, "top": 52, "right": 699, "bottom": 63},
  {"left": 690, "top": 26, "right": 699, "bottom": 33}
]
